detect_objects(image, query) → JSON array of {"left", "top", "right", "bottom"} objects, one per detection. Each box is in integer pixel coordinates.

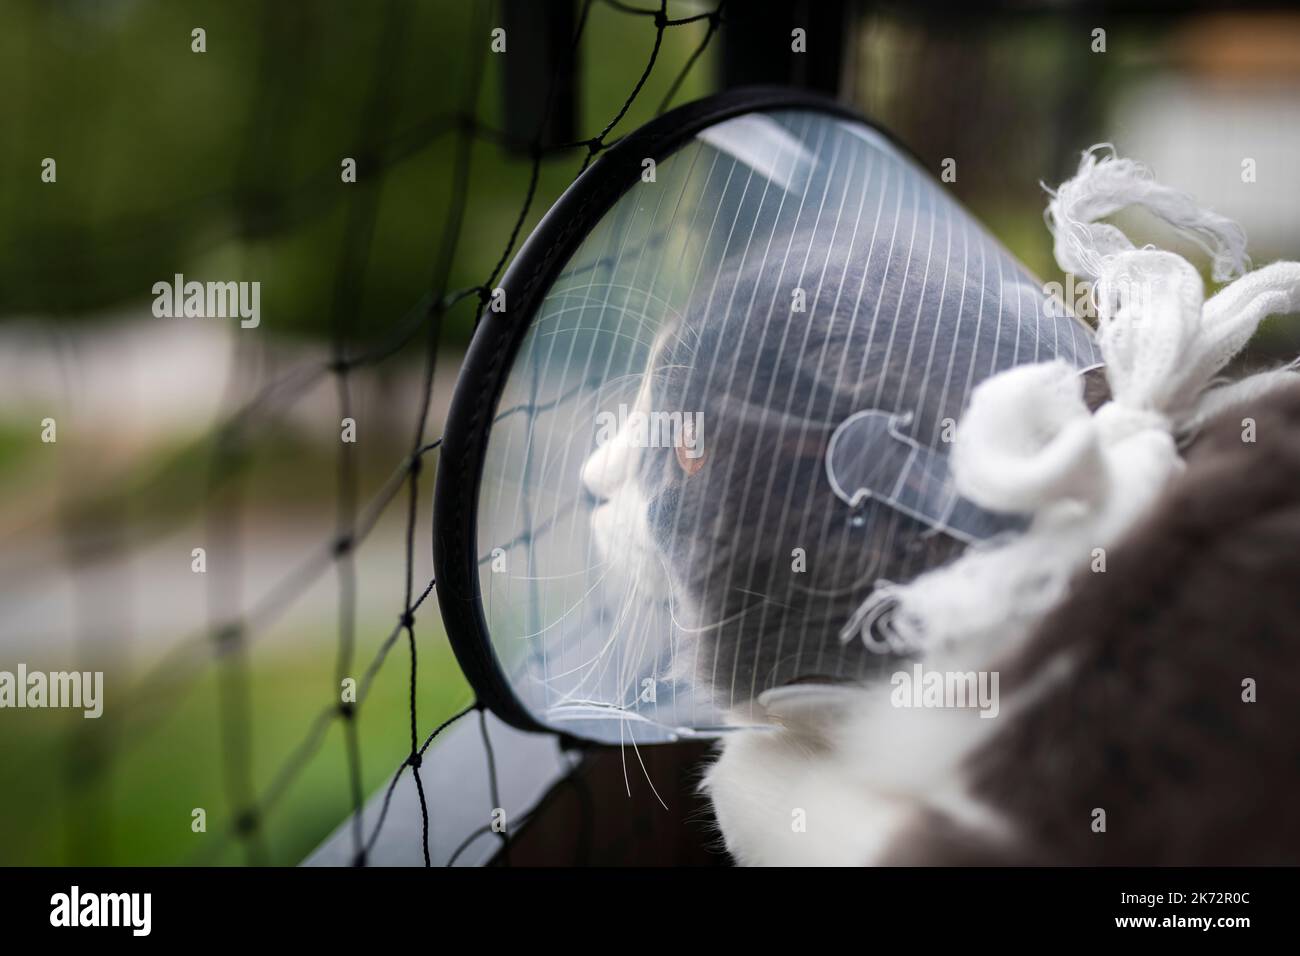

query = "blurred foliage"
[
  {"left": 855, "top": 5, "right": 1300, "bottom": 360},
  {"left": 0, "top": 0, "right": 719, "bottom": 867},
  {"left": 0, "top": 0, "right": 717, "bottom": 344}
]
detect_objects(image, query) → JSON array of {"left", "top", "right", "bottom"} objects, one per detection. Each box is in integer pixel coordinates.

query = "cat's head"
[{"left": 577, "top": 220, "right": 1039, "bottom": 714}]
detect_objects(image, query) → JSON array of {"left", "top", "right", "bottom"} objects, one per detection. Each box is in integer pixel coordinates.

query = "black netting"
[{"left": 47, "top": 0, "right": 725, "bottom": 868}]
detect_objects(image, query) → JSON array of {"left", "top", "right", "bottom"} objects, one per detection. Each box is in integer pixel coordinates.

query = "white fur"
[
  {"left": 581, "top": 369, "right": 668, "bottom": 597},
  {"left": 705, "top": 718, "right": 914, "bottom": 866},
  {"left": 704, "top": 640, "right": 1075, "bottom": 865}
]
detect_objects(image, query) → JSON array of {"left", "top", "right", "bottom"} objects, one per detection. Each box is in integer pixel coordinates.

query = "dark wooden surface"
[{"left": 493, "top": 739, "right": 732, "bottom": 866}]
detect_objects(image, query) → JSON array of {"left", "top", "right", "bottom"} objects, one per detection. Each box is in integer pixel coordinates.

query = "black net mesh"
[{"left": 31, "top": 0, "right": 725, "bottom": 868}]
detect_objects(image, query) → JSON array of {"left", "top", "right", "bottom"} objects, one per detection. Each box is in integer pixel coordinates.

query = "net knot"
[
  {"left": 406, "top": 751, "right": 423, "bottom": 770},
  {"left": 213, "top": 623, "right": 243, "bottom": 652},
  {"left": 399, "top": 610, "right": 416, "bottom": 629}
]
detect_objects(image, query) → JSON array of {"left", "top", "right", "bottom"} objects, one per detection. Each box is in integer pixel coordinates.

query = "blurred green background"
[
  {"left": 0, "top": 0, "right": 718, "bottom": 866},
  {"left": 1, "top": 0, "right": 1298, "bottom": 865}
]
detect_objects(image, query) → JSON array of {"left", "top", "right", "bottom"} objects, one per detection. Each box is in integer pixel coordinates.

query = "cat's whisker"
[
  {"left": 539, "top": 324, "right": 662, "bottom": 352},
  {"left": 511, "top": 562, "right": 616, "bottom": 642},
  {"left": 618, "top": 712, "right": 671, "bottom": 811},
  {"left": 545, "top": 557, "right": 644, "bottom": 703},
  {"left": 548, "top": 281, "right": 689, "bottom": 325},
  {"left": 732, "top": 586, "right": 796, "bottom": 611},
  {"left": 592, "top": 549, "right": 656, "bottom": 700},
  {"left": 507, "top": 560, "right": 610, "bottom": 582},
  {"left": 666, "top": 599, "right": 764, "bottom": 635}
]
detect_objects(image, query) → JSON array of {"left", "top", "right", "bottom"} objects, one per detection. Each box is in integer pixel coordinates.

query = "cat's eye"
[
  {"left": 675, "top": 444, "right": 706, "bottom": 477},
  {"left": 676, "top": 416, "right": 705, "bottom": 476},
  {"left": 433, "top": 90, "right": 1099, "bottom": 744}
]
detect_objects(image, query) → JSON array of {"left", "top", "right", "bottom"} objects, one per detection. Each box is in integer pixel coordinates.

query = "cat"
[
  {"left": 576, "top": 209, "right": 1095, "bottom": 720},
  {"left": 578, "top": 210, "right": 1299, "bottom": 863},
  {"left": 703, "top": 376, "right": 1300, "bottom": 865},
  {"left": 577, "top": 213, "right": 1094, "bottom": 719}
]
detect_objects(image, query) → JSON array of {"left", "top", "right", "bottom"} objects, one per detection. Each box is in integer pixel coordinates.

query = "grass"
[
  {"left": 0, "top": 395, "right": 469, "bottom": 866},
  {"left": 0, "top": 616, "right": 469, "bottom": 866}
]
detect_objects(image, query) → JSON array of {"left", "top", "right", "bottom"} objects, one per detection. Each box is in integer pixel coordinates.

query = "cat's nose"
[
  {"left": 580, "top": 438, "right": 628, "bottom": 499},
  {"left": 579, "top": 448, "right": 611, "bottom": 505}
]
